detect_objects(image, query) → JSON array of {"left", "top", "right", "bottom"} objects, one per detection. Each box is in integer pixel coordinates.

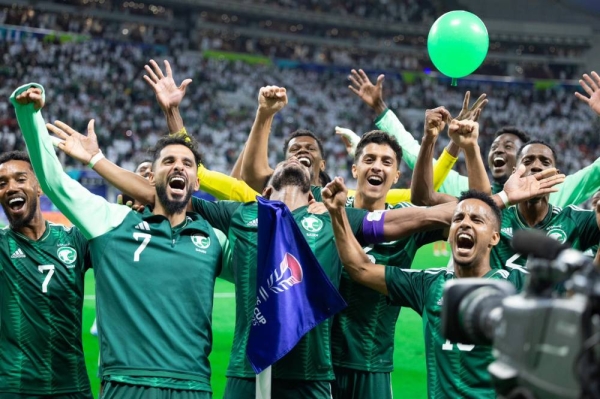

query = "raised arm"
[
  {"left": 411, "top": 107, "right": 457, "bottom": 206},
  {"left": 10, "top": 84, "right": 129, "bottom": 240},
  {"left": 321, "top": 176, "right": 387, "bottom": 294},
  {"left": 448, "top": 118, "right": 491, "bottom": 195},
  {"left": 46, "top": 119, "right": 156, "bottom": 205},
  {"left": 240, "top": 86, "right": 288, "bottom": 192}
]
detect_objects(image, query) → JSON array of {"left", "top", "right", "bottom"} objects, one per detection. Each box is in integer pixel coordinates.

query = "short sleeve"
[
  {"left": 191, "top": 198, "right": 241, "bottom": 233},
  {"left": 385, "top": 267, "right": 427, "bottom": 314}
]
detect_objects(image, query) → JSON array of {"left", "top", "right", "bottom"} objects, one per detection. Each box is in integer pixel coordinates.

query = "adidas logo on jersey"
[
  {"left": 501, "top": 227, "right": 513, "bottom": 237},
  {"left": 247, "top": 218, "right": 258, "bottom": 227},
  {"left": 134, "top": 221, "right": 150, "bottom": 231},
  {"left": 11, "top": 248, "right": 26, "bottom": 259}
]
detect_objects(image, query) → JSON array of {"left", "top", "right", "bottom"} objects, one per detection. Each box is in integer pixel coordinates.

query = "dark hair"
[
  {"left": 150, "top": 134, "right": 203, "bottom": 167},
  {"left": 516, "top": 139, "right": 558, "bottom": 165},
  {"left": 494, "top": 126, "right": 530, "bottom": 144},
  {"left": 354, "top": 130, "right": 403, "bottom": 166},
  {"left": 457, "top": 189, "right": 502, "bottom": 229},
  {"left": 284, "top": 129, "right": 325, "bottom": 158},
  {"left": 0, "top": 151, "right": 33, "bottom": 170},
  {"left": 319, "top": 170, "right": 332, "bottom": 186}
]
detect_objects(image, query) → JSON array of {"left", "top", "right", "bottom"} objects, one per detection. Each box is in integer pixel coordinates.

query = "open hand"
[
  {"left": 46, "top": 119, "right": 100, "bottom": 165},
  {"left": 575, "top": 71, "right": 600, "bottom": 116},
  {"left": 503, "top": 165, "right": 566, "bottom": 204},
  {"left": 143, "top": 59, "right": 192, "bottom": 111},
  {"left": 347, "top": 69, "right": 386, "bottom": 113},
  {"left": 456, "top": 91, "right": 487, "bottom": 122}
]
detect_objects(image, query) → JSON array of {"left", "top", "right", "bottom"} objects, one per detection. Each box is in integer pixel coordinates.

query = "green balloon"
[{"left": 427, "top": 11, "right": 489, "bottom": 79}]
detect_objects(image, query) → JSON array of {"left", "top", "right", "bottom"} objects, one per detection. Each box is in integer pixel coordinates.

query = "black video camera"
[{"left": 441, "top": 230, "right": 600, "bottom": 399}]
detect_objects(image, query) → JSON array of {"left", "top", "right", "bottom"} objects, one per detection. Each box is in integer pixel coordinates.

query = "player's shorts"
[
  {"left": 332, "top": 366, "right": 392, "bottom": 399},
  {"left": 224, "top": 377, "right": 333, "bottom": 399},
  {"left": 1, "top": 392, "right": 93, "bottom": 399},
  {"left": 100, "top": 381, "right": 211, "bottom": 399}
]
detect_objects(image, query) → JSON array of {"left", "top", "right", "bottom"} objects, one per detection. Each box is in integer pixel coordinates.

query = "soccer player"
[
  {"left": 322, "top": 181, "right": 527, "bottom": 399},
  {"left": 0, "top": 151, "right": 93, "bottom": 398},
  {"left": 331, "top": 106, "right": 491, "bottom": 399},
  {"left": 11, "top": 84, "right": 229, "bottom": 399},
  {"left": 349, "top": 68, "right": 600, "bottom": 207},
  {"left": 584, "top": 190, "right": 600, "bottom": 259}
]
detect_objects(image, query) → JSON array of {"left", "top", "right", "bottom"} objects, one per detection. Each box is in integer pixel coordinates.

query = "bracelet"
[
  {"left": 497, "top": 190, "right": 511, "bottom": 208},
  {"left": 88, "top": 151, "right": 105, "bottom": 169}
]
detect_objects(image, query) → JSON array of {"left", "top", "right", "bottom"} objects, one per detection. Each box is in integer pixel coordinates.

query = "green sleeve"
[
  {"left": 384, "top": 267, "right": 426, "bottom": 313},
  {"left": 191, "top": 198, "right": 241, "bottom": 233},
  {"left": 9, "top": 83, "right": 130, "bottom": 240},
  {"left": 345, "top": 207, "right": 368, "bottom": 243},
  {"left": 375, "top": 109, "right": 469, "bottom": 195},
  {"left": 375, "top": 109, "right": 422, "bottom": 169},
  {"left": 549, "top": 158, "right": 600, "bottom": 206},
  {"left": 569, "top": 206, "right": 600, "bottom": 250},
  {"left": 214, "top": 229, "right": 234, "bottom": 283}
]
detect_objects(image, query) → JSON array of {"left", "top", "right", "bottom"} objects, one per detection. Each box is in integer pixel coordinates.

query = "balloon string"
[{"left": 451, "top": 78, "right": 457, "bottom": 87}]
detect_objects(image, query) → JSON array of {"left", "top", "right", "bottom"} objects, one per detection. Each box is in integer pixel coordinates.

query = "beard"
[
  {"left": 4, "top": 196, "right": 38, "bottom": 231},
  {"left": 155, "top": 181, "right": 193, "bottom": 215},
  {"left": 271, "top": 166, "right": 311, "bottom": 193}
]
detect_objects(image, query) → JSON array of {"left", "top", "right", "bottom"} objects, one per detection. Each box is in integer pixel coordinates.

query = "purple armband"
[{"left": 362, "top": 211, "right": 386, "bottom": 244}]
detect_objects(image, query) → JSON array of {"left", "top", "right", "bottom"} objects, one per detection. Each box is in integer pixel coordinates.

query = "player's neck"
[
  {"left": 11, "top": 210, "right": 46, "bottom": 240},
  {"left": 354, "top": 191, "right": 386, "bottom": 211},
  {"left": 152, "top": 203, "right": 188, "bottom": 227},
  {"left": 454, "top": 254, "right": 491, "bottom": 278},
  {"left": 269, "top": 186, "right": 310, "bottom": 212},
  {"left": 518, "top": 198, "right": 549, "bottom": 227}
]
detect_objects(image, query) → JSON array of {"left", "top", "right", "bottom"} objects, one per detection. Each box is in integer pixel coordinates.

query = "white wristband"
[
  {"left": 497, "top": 190, "right": 511, "bottom": 208},
  {"left": 88, "top": 151, "right": 105, "bottom": 169}
]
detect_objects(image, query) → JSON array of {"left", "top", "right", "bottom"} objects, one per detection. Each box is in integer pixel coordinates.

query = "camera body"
[{"left": 441, "top": 230, "right": 600, "bottom": 399}]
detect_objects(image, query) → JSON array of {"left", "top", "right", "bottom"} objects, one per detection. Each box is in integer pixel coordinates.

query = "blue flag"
[{"left": 247, "top": 197, "right": 347, "bottom": 374}]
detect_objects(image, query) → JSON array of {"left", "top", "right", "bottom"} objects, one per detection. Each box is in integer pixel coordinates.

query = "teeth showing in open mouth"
[
  {"left": 367, "top": 176, "right": 383, "bottom": 186},
  {"left": 457, "top": 233, "right": 474, "bottom": 249},
  {"left": 493, "top": 157, "right": 506, "bottom": 167},
  {"left": 7, "top": 197, "right": 25, "bottom": 210},
  {"left": 297, "top": 157, "right": 311, "bottom": 167},
  {"left": 169, "top": 176, "right": 185, "bottom": 190}
]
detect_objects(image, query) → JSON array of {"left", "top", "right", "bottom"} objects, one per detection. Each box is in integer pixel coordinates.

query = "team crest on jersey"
[
  {"left": 301, "top": 215, "right": 323, "bottom": 234},
  {"left": 546, "top": 228, "right": 567, "bottom": 243},
  {"left": 57, "top": 247, "right": 77, "bottom": 267},
  {"left": 191, "top": 234, "right": 211, "bottom": 252}
]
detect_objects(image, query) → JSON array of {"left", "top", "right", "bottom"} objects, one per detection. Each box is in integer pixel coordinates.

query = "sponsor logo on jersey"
[
  {"left": 57, "top": 247, "right": 77, "bottom": 267},
  {"left": 301, "top": 215, "right": 323, "bottom": 235},
  {"left": 247, "top": 218, "right": 258, "bottom": 227},
  {"left": 253, "top": 253, "right": 304, "bottom": 326},
  {"left": 191, "top": 234, "right": 211, "bottom": 252},
  {"left": 10, "top": 248, "right": 26, "bottom": 259},
  {"left": 546, "top": 228, "right": 567, "bottom": 243},
  {"left": 134, "top": 221, "right": 150, "bottom": 231},
  {"left": 501, "top": 227, "right": 513, "bottom": 237}
]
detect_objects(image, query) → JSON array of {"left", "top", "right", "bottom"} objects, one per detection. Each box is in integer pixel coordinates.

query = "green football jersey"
[
  {"left": 385, "top": 267, "right": 525, "bottom": 399},
  {"left": 332, "top": 199, "right": 445, "bottom": 372},
  {"left": 92, "top": 210, "right": 226, "bottom": 391},
  {"left": 192, "top": 198, "right": 367, "bottom": 381},
  {"left": 491, "top": 204, "right": 600, "bottom": 273},
  {"left": 0, "top": 222, "right": 91, "bottom": 395}
]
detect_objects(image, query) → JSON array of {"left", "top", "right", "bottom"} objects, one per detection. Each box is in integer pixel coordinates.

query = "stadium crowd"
[{"left": 0, "top": 34, "right": 597, "bottom": 190}]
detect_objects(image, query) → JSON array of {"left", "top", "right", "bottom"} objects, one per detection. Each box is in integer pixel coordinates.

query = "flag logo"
[
  {"left": 301, "top": 215, "right": 323, "bottom": 233},
  {"left": 547, "top": 228, "right": 567, "bottom": 243},
  {"left": 191, "top": 234, "right": 211, "bottom": 249},
  {"left": 57, "top": 247, "right": 77, "bottom": 266}
]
